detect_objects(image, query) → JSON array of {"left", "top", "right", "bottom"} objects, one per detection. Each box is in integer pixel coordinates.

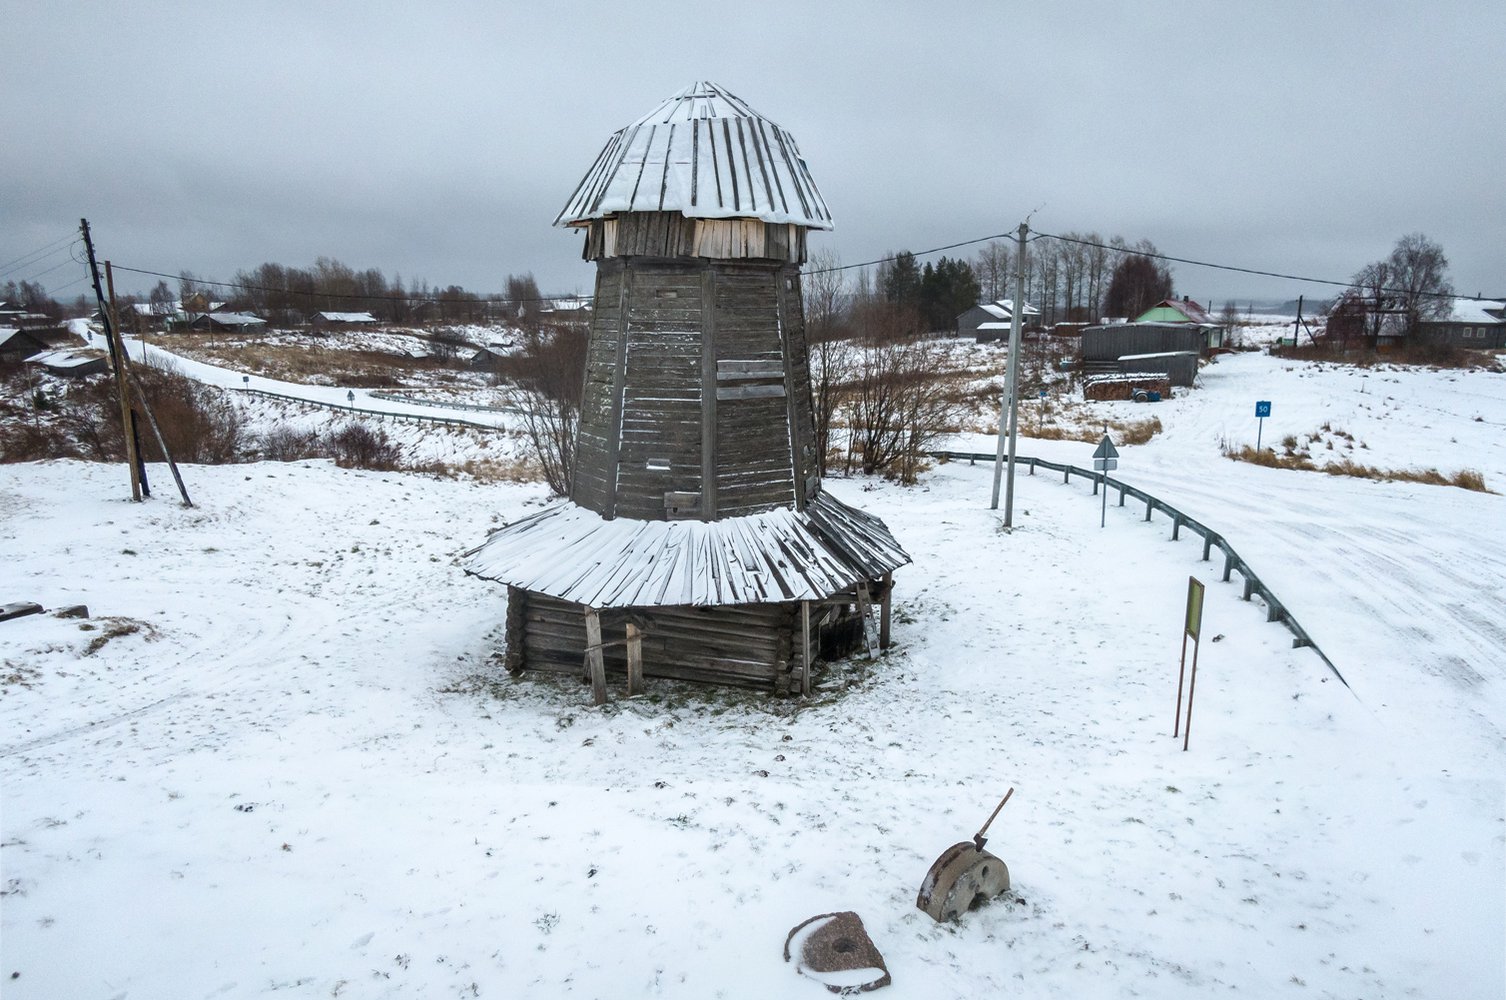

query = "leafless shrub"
[
  {"left": 327, "top": 423, "right": 402, "bottom": 470},
  {"left": 66, "top": 362, "right": 248, "bottom": 464},
  {"left": 427, "top": 327, "right": 471, "bottom": 364},
  {"left": 256, "top": 425, "right": 325, "bottom": 462},
  {"left": 844, "top": 334, "right": 967, "bottom": 484},
  {"left": 0, "top": 420, "right": 84, "bottom": 462}
]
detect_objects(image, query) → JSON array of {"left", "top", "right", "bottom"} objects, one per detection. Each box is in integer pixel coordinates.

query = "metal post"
[
  {"left": 1100, "top": 466, "right": 1108, "bottom": 528},
  {"left": 1182, "top": 638, "right": 1201, "bottom": 752}
]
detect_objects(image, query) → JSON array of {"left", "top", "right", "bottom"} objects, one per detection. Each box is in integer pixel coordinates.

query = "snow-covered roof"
[
  {"left": 1142, "top": 299, "right": 1216, "bottom": 324},
  {"left": 464, "top": 490, "right": 908, "bottom": 609},
  {"left": 194, "top": 312, "right": 265, "bottom": 327},
  {"left": 997, "top": 298, "right": 1040, "bottom": 318},
  {"left": 555, "top": 81, "right": 833, "bottom": 231},
  {"left": 29, "top": 349, "right": 106, "bottom": 369},
  {"left": 315, "top": 311, "right": 378, "bottom": 324},
  {"left": 1445, "top": 298, "right": 1505, "bottom": 324}
]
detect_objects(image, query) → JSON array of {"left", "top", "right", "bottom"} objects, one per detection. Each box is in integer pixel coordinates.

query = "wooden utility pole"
[
  {"left": 80, "top": 219, "right": 141, "bottom": 501},
  {"left": 107, "top": 262, "right": 150, "bottom": 497}
]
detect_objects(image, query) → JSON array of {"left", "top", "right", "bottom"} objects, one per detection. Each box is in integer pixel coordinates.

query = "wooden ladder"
[{"left": 855, "top": 582, "right": 879, "bottom": 659}]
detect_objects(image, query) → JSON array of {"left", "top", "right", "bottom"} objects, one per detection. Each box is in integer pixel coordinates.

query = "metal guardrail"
[
  {"left": 368, "top": 390, "right": 523, "bottom": 415},
  {"left": 931, "top": 450, "right": 1349, "bottom": 688},
  {"left": 231, "top": 386, "right": 504, "bottom": 432}
]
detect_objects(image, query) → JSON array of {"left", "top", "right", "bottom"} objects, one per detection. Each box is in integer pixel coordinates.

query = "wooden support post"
[
  {"left": 800, "top": 600, "right": 812, "bottom": 696},
  {"left": 625, "top": 621, "right": 643, "bottom": 696},
  {"left": 879, "top": 571, "right": 893, "bottom": 651},
  {"left": 584, "top": 609, "right": 607, "bottom": 706}
]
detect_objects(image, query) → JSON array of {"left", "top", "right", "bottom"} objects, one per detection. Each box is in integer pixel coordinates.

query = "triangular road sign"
[{"left": 1093, "top": 434, "right": 1119, "bottom": 460}]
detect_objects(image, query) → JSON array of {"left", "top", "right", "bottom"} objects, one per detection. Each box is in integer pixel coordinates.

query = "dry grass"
[
  {"left": 1026, "top": 416, "right": 1162, "bottom": 445},
  {"left": 404, "top": 456, "right": 536, "bottom": 483},
  {"left": 1223, "top": 445, "right": 1493, "bottom": 493},
  {"left": 79, "top": 616, "right": 160, "bottom": 656},
  {"left": 162, "top": 337, "right": 453, "bottom": 386}
]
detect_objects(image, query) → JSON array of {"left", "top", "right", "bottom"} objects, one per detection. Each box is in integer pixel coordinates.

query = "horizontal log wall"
[{"left": 510, "top": 588, "right": 799, "bottom": 691}]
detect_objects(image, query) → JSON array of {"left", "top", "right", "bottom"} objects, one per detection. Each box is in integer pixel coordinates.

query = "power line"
[
  {"left": 1031, "top": 230, "right": 1461, "bottom": 303},
  {"left": 803, "top": 231, "right": 1017, "bottom": 276},
  {"left": 0, "top": 238, "right": 81, "bottom": 280}
]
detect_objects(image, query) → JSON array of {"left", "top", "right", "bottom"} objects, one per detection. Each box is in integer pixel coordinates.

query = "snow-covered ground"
[{"left": 2, "top": 352, "right": 1503, "bottom": 998}]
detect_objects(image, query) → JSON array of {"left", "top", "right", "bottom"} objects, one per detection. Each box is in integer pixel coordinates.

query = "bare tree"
[
  {"left": 1384, "top": 233, "right": 1453, "bottom": 333},
  {"left": 504, "top": 325, "right": 587, "bottom": 495},
  {"left": 973, "top": 241, "right": 1012, "bottom": 302},
  {"left": 803, "top": 250, "right": 850, "bottom": 475},
  {"left": 506, "top": 273, "right": 545, "bottom": 332}
]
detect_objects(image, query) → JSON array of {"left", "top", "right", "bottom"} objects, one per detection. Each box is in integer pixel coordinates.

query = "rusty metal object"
[
  {"left": 916, "top": 842, "right": 1010, "bottom": 922},
  {"left": 917, "top": 787, "right": 1015, "bottom": 922},
  {"left": 784, "top": 910, "right": 891, "bottom": 993}
]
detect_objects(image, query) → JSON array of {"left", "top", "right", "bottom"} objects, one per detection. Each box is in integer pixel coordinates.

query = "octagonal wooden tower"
[{"left": 466, "top": 82, "right": 909, "bottom": 695}]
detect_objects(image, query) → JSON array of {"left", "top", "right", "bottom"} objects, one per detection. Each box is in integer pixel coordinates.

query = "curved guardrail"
[
  {"left": 931, "top": 450, "right": 1349, "bottom": 689},
  {"left": 231, "top": 386, "right": 504, "bottom": 432}
]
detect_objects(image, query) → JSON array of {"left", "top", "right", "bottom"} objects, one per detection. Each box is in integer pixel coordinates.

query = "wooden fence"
[{"left": 931, "top": 450, "right": 1349, "bottom": 689}]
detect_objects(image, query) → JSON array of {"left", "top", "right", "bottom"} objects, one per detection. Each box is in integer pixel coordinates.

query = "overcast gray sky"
[{"left": 4, "top": 0, "right": 1502, "bottom": 308}]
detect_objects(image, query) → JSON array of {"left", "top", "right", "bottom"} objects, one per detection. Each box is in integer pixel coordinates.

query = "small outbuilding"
[
  {"left": 187, "top": 312, "right": 267, "bottom": 333},
  {"left": 957, "top": 299, "right": 1040, "bottom": 341},
  {"left": 313, "top": 311, "right": 380, "bottom": 330},
  {"left": 27, "top": 349, "right": 110, "bottom": 378},
  {"left": 0, "top": 328, "right": 48, "bottom": 362}
]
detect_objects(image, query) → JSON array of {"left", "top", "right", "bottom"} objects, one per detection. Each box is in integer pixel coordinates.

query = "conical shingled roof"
[{"left": 555, "top": 81, "right": 834, "bottom": 231}]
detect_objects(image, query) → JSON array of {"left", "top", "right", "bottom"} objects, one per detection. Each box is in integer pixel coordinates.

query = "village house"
[
  {"left": 955, "top": 298, "right": 1041, "bottom": 342},
  {"left": 312, "top": 311, "right": 379, "bottom": 330},
  {"left": 0, "top": 327, "right": 49, "bottom": 363},
  {"left": 1416, "top": 298, "right": 1506, "bottom": 349}
]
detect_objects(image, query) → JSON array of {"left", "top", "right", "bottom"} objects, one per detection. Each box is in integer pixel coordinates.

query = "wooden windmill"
[{"left": 466, "top": 82, "right": 908, "bottom": 697}]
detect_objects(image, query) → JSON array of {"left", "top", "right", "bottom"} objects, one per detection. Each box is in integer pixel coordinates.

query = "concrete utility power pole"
[{"left": 990, "top": 222, "right": 1029, "bottom": 524}]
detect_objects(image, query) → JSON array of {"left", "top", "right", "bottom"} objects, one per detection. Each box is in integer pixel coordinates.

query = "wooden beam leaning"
[
  {"left": 625, "top": 621, "right": 644, "bottom": 696},
  {"left": 800, "top": 600, "right": 812, "bottom": 696},
  {"left": 103, "top": 262, "right": 141, "bottom": 500},
  {"left": 584, "top": 608, "right": 608, "bottom": 706}
]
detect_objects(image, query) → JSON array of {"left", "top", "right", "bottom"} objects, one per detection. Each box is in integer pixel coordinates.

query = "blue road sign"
[{"left": 1255, "top": 400, "right": 1271, "bottom": 418}]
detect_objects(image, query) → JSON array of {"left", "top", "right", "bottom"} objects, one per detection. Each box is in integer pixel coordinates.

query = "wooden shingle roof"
[
  {"left": 463, "top": 490, "right": 907, "bottom": 609},
  {"left": 555, "top": 81, "right": 833, "bottom": 231}
]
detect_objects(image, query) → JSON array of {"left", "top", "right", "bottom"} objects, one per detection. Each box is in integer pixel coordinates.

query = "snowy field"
[{"left": 2, "top": 351, "right": 1504, "bottom": 998}]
